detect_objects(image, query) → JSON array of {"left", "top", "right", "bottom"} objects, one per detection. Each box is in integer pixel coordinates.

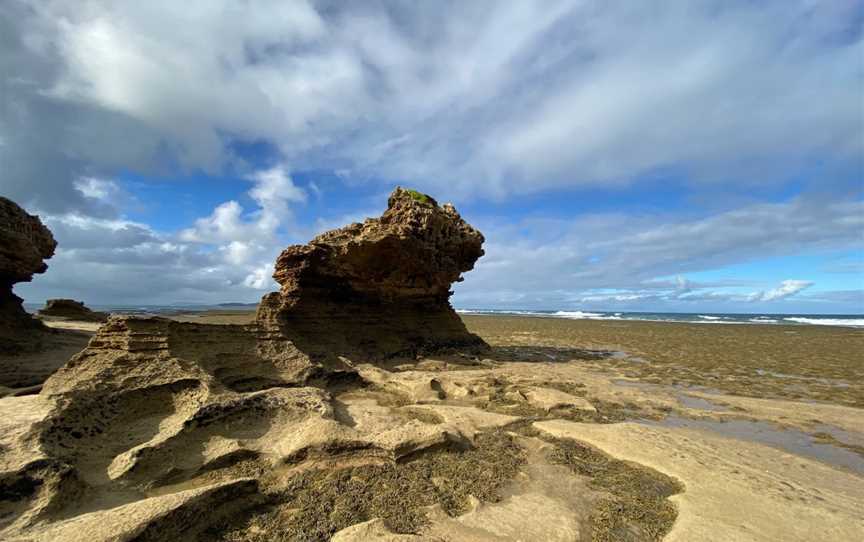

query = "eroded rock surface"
[
  {"left": 37, "top": 299, "right": 108, "bottom": 323},
  {"left": 0, "top": 189, "right": 512, "bottom": 540},
  {"left": 257, "top": 187, "right": 488, "bottom": 359},
  {"left": 0, "top": 197, "right": 57, "bottom": 353}
]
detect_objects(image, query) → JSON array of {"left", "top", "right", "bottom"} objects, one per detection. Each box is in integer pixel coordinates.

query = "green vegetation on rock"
[{"left": 404, "top": 188, "right": 434, "bottom": 206}]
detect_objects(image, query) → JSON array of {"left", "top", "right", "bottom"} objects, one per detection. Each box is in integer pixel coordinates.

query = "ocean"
[{"left": 455, "top": 309, "right": 864, "bottom": 328}]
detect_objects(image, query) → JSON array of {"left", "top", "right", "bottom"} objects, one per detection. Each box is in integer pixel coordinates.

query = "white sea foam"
[
  {"left": 783, "top": 317, "right": 864, "bottom": 328},
  {"left": 553, "top": 311, "right": 624, "bottom": 320},
  {"left": 692, "top": 320, "right": 745, "bottom": 325},
  {"left": 554, "top": 310, "right": 603, "bottom": 318},
  {"left": 456, "top": 309, "right": 546, "bottom": 316},
  {"left": 457, "top": 309, "right": 864, "bottom": 327}
]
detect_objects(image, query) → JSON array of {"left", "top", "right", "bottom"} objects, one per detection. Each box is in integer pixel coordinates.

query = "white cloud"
[
  {"left": 180, "top": 201, "right": 246, "bottom": 244},
  {"left": 243, "top": 263, "right": 275, "bottom": 290},
  {"left": 747, "top": 280, "right": 814, "bottom": 302},
  {"left": 3, "top": 2, "right": 861, "bottom": 310},
  {"left": 74, "top": 177, "right": 120, "bottom": 202},
  {"left": 2, "top": 1, "right": 859, "bottom": 211},
  {"left": 170, "top": 164, "right": 305, "bottom": 293},
  {"left": 14, "top": 165, "right": 301, "bottom": 303},
  {"left": 247, "top": 165, "right": 307, "bottom": 234},
  {"left": 219, "top": 241, "right": 256, "bottom": 266},
  {"left": 455, "top": 196, "right": 862, "bottom": 308},
  {"left": 180, "top": 164, "right": 305, "bottom": 245}
]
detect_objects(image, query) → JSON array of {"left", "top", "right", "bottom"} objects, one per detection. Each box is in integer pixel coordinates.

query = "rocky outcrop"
[
  {"left": 0, "top": 197, "right": 57, "bottom": 353},
  {"left": 0, "top": 188, "right": 505, "bottom": 540},
  {"left": 257, "top": 187, "right": 488, "bottom": 359},
  {"left": 37, "top": 299, "right": 108, "bottom": 322}
]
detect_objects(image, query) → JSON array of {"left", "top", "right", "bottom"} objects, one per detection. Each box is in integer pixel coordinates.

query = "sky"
[{"left": 2, "top": 0, "right": 863, "bottom": 314}]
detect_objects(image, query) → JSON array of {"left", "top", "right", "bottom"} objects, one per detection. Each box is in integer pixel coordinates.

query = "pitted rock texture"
[
  {"left": 0, "top": 317, "right": 521, "bottom": 541},
  {"left": 0, "top": 197, "right": 57, "bottom": 352},
  {"left": 37, "top": 299, "right": 109, "bottom": 322},
  {"left": 0, "top": 197, "right": 56, "bottom": 286},
  {"left": 0, "top": 190, "right": 522, "bottom": 541},
  {"left": 257, "top": 187, "right": 488, "bottom": 359}
]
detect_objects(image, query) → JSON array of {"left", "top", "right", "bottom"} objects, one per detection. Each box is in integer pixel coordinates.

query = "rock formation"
[
  {"left": 37, "top": 299, "right": 109, "bottom": 322},
  {"left": 0, "top": 197, "right": 57, "bottom": 353},
  {"left": 257, "top": 187, "right": 488, "bottom": 359},
  {"left": 0, "top": 188, "right": 512, "bottom": 540}
]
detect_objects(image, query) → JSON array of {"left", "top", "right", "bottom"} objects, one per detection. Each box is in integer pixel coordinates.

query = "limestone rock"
[
  {"left": 0, "top": 197, "right": 57, "bottom": 352},
  {"left": 37, "top": 299, "right": 108, "bottom": 322},
  {"left": 257, "top": 187, "right": 488, "bottom": 360}
]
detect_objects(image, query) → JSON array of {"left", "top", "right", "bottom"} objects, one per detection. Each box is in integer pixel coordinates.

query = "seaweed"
[
  {"left": 404, "top": 188, "right": 435, "bottom": 206},
  {"left": 546, "top": 437, "right": 683, "bottom": 542},
  {"left": 208, "top": 431, "right": 526, "bottom": 541}
]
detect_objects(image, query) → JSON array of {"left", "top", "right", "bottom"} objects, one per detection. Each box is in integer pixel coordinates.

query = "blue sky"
[{"left": 2, "top": 0, "right": 862, "bottom": 314}]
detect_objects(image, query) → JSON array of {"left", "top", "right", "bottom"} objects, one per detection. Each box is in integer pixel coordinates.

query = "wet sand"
[{"left": 461, "top": 314, "right": 864, "bottom": 407}]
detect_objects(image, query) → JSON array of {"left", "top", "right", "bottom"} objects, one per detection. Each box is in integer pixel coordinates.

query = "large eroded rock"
[
  {"left": 257, "top": 187, "right": 488, "bottom": 359},
  {"left": 0, "top": 189, "right": 503, "bottom": 540},
  {"left": 0, "top": 197, "right": 57, "bottom": 352}
]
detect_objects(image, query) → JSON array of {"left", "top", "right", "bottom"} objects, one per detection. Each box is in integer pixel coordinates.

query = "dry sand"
[{"left": 1, "top": 311, "right": 862, "bottom": 541}]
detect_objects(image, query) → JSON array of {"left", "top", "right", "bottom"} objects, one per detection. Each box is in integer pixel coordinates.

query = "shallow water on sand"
[
  {"left": 674, "top": 394, "right": 728, "bottom": 412},
  {"left": 639, "top": 416, "right": 864, "bottom": 476}
]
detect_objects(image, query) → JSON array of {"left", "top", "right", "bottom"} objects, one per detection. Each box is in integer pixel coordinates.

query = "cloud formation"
[
  {"left": 2, "top": 1, "right": 862, "bottom": 310},
  {"left": 2, "top": 0, "right": 861, "bottom": 213},
  {"left": 747, "top": 280, "right": 814, "bottom": 302},
  {"left": 455, "top": 196, "right": 863, "bottom": 309},
  {"left": 14, "top": 164, "right": 309, "bottom": 304}
]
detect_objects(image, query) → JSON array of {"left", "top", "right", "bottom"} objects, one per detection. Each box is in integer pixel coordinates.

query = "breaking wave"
[
  {"left": 454, "top": 309, "right": 864, "bottom": 328},
  {"left": 783, "top": 317, "right": 864, "bottom": 328}
]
